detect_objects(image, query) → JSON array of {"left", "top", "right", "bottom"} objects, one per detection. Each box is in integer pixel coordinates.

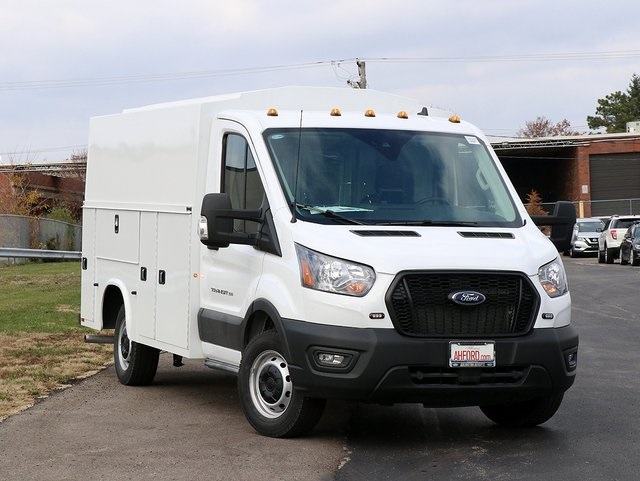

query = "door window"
[{"left": 222, "top": 134, "right": 264, "bottom": 233}]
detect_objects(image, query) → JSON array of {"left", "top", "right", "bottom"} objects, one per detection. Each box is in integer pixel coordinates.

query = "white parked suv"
[{"left": 598, "top": 215, "right": 640, "bottom": 263}]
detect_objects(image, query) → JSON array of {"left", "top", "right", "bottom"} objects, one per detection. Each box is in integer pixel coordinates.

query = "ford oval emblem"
[{"left": 448, "top": 291, "right": 486, "bottom": 306}]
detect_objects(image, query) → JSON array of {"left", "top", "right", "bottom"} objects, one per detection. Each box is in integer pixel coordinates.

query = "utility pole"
[{"left": 347, "top": 60, "right": 367, "bottom": 89}]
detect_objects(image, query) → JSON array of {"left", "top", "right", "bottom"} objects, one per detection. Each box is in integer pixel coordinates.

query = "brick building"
[
  {"left": 492, "top": 133, "right": 640, "bottom": 218},
  {"left": 25, "top": 171, "right": 85, "bottom": 205},
  {"left": 0, "top": 166, "right": 85, "bottom": 217}
]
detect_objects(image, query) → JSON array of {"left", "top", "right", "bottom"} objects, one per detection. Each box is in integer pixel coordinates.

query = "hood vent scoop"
[
  {"left": 458, "top": 231, "right": 514, "bottom": 239},
  {"left": 351, "top": 230, "right": 421, "bottom": 237}
]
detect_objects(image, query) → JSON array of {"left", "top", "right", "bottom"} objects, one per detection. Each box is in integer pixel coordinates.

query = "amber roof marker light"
[
  {"left": 364, "top": 109, "right": 376, "bottom": 118},
  {"left": 267, "top": 108, "right": 279, "bottom": 117},
  {"left": 448, "top": 114, "right": 461, "bottom": 123},
  {"left": 330, "top": 108, "right": 342, "bottom": 117}
]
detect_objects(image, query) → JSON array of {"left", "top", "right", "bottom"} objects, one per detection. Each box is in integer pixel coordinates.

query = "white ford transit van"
[{"left": 80, "top": 87, "right": 578, "bottom": 437}]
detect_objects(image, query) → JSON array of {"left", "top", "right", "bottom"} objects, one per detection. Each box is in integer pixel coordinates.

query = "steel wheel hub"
[{"left": 249, "top": 350, "right": 293, "bottom": 419}]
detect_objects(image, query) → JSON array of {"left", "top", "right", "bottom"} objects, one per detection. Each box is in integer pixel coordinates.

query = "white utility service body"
[{"left": 81, "top": 87, "right": 578, "bottom": 437}]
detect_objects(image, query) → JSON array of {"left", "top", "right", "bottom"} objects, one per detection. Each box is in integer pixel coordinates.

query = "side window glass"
[{"left": 223, "top": 133, "right": 265, "bottom": 234}]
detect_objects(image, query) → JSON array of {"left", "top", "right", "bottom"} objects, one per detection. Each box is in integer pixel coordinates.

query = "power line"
[
  {"left": 2, "top": 50, "right": 639, "bottom": 92},
  {"left": 364, "top": 50, "right": 640, "bottom": 64},
  {"left": 0, "top": 61, "right": 330, "bottom": 91}
]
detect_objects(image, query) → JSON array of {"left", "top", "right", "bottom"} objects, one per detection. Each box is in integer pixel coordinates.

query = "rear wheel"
[
  {"left": 632, "top": 250, "right": 640, "bottom": 266},
  {"left": 238, "top": 330, "right": 325, "bottom": 438},
  {"left": 480, "top": 392, "right": 564, "bottom": 427},
  {"left": 604, "top": 244, "right": 616, "bottom": 264},
  {"left": 114, "top": 306, "right": 160, "bottom": 386},
  {"left": 598, "top": 247, "right": 605, "bottom": 263}
]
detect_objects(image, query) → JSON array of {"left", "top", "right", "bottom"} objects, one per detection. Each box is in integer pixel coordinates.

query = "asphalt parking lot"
[{"left": 1, "top": 254, "right": 639, "bottom": 481}]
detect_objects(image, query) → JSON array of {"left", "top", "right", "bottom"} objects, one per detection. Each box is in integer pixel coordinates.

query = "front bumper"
[
  {"left": 573, "top": 239, "right": 598, "bottom": 254},
  {"left": 282, "top": 319, "right": 578, "bottom": 407}
]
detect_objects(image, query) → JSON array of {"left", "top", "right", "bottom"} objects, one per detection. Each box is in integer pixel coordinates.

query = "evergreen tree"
[{"left": 587, "top": 74, "right": 640, "bottom": 133}]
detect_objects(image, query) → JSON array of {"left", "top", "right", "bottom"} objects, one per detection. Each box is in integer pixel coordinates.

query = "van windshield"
[{"left": 264, "top": 128, "right": 521, "bottom": 227}]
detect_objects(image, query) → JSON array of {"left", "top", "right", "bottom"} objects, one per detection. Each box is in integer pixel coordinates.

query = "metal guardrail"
[{"left": 0, "top": 247, "right": 81, "bottom": 260}]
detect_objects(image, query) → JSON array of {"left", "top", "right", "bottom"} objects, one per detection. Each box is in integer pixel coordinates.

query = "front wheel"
[
  {"left": 480, "top": 392, "right": 564, "bottom": 427},
  {"left": 621, "top": 248, "right": 629, "bottom": 265},
  {"left": 238, "top": 330, "right": 325, "bottom": 438},
  {"left": 114, "top": 306, "right": 160, "bottom": 386}
]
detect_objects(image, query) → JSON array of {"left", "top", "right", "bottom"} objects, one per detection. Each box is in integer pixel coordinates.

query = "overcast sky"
[{"left": 2, "top": 0, "right": 640, "bottom": 163}]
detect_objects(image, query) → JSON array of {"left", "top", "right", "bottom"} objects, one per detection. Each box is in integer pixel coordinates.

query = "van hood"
[{"left": 291, "top": 222, "right": 558, "bottom": 277}]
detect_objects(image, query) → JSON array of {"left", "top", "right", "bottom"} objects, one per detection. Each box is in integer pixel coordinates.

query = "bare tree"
[{"left": 517, "top": 116, "right": 582, "bottom": 138}]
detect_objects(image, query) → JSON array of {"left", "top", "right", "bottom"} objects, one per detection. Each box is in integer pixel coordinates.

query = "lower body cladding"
[{"left": 281, "top": 318, "right": 578, "bottom": 408}]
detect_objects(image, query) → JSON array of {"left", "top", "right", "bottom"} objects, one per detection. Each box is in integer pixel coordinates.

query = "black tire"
[
  {"left": 237, "top": 330, "right": 326, "bottom": 438},
  {"left": 569, "top": 247, "right": 577, "bottom": 258},
  {"left": 598, "top": 247, "right": 605, "bottom": 263},
  {"left": 632, "top": 250, "right": 640, "bottom": 266},
  {"left": 620, "top": 248, "right": 629, "bottom": 265},
  {"left": 605, "top": 245, "right": 615, "bottom": 264},
  {"left": 114, "top": 306, "right": 160, "bottom": 386},
  {"left": 480, "top": 392, "right": 564, "bottom": 427}
]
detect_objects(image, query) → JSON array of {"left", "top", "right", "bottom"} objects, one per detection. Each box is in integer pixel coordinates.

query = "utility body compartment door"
[
  {"left": 155, "top": 212, "right": 191, "bottom": 349},
  {"left": 80, "top": 208, "right": 98, "bottom": 328},
  {"left": 137, "top": 212, "right": 158, "bottom": 340},
  {"left": 95, "top": 209, "right": 140, "bottom": 263},
  {"left": 134, "top": 211, "right": 191, "bottom": 351}
]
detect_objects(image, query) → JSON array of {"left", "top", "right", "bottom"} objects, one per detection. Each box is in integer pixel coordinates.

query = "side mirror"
[
  {"left": 530, "top": 201, "right": 576, "bottom": 252},
  {"left": 199, "top": 193, "right": 281, "bottom": 256},
  {"left": 199, "top": 193, "right": 262, "bottom": 249}
]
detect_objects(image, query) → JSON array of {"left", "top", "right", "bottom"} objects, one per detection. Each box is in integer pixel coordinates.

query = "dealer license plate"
[{"left": 449, "top": 341, "right": 495, "bottom": 368}]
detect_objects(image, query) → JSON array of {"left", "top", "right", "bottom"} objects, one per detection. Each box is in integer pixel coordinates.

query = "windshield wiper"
[
  {"left": 376, "top": 220, "right": 479, "bottom": 227},
  {"left": 296, "top": 203, "right": 367, "bottom": 225}
]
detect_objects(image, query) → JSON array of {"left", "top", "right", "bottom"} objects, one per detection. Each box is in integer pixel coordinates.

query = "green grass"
[
  {"left": 0, "top": 261, "right": 113, "bottom": 419},
  {"left": 0, "top": 262, "right": 83, "bottom": 333}
]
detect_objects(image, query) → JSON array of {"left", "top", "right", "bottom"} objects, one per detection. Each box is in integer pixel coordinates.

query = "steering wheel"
[{"left": 416, "top": 197, "right": 450, "bottom": 206}]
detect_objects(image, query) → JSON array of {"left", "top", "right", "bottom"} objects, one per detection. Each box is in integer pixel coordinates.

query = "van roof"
[{"left": 123, "top": 86, "right": 453, "bottom": 119}]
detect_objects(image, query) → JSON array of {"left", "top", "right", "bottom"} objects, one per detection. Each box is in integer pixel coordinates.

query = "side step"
[{"left": 204, "top": 358, "right": 239, "bottom": 374}]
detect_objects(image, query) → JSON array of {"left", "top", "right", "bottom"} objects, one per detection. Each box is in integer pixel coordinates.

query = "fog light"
[
  {"left": 310, "top": 348, "right": 357, "bottom": 372},
  {"left": 316, "top": 352, "right": 348, "bottom": 367},
  {"left": 564, "top": 348, "right": 578, "bottom": 371}
]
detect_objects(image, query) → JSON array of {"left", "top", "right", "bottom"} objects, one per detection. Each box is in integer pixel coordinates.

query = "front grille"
[{"left": 386, "top": 271, "right": 539, "bottom": 338}]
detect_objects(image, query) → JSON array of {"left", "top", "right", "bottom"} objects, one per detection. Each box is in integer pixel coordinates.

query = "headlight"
[
  {"left": 295, "top": 244, "right": 375, "bottom": 296},
  {"left": 538, "top": 258, "right": 568, "bottom": 298}
]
